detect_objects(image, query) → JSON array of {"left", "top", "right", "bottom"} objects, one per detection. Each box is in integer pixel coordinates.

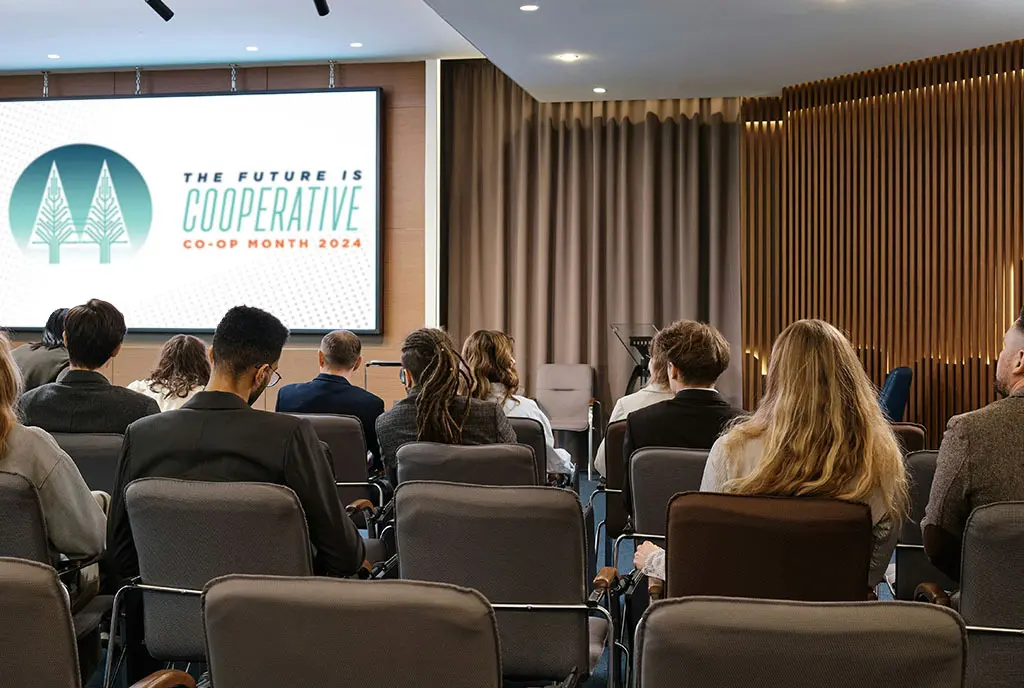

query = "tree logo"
[{"left": 8, "top": 145, "right": 152, "bottom": 265}]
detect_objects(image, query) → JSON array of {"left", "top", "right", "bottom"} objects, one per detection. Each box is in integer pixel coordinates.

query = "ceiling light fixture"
[
  {"left": 47, "top": 54, "right": 60, "bottom": 60},
  {"left": 556, "top": 53, "right": 581, "bottom": 62},
  {"left": 314, "top": 0, "right": 330, "bottom": 16},
  {"left": 520, "top": 4, "right": 539, "bottom": 11},
  {"left": 350, "top": 42, "right": 363, "bottom": 48},
  {"left": 593, "top": 87, "right": 606, "bottom": 94},
  {"left": 144, "top": 0, "right": 174, "bottom": 21},
  {"left": 245, "top": 46, "right": 259, "bottom": 52}
]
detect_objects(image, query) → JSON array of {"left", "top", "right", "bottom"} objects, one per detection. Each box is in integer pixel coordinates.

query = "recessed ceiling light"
[
  {"left": 520, "top": 4, "right": 539, "bottom": 11},
  {"left": 350, "top": 42, "right": 363, "bottom": 48},
  {"left": 47, "top": 54, "right": 60, "bottom": 59},
  {"left": 245, "top": 46, "right": 259, "bottom": 52},
  {"left": 556, "top": 53, "right": 581, "bottom": 62},
  {"left": 593, "top": 87, "right": 607, "bottom": 94}
]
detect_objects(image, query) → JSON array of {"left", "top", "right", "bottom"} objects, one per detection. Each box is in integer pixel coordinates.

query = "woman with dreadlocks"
[{"left": 375, "top": 328, "right": 517, "bottom": 484}]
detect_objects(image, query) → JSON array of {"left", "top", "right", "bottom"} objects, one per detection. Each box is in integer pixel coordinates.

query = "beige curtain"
[{"left": 442, "top": 59, "right": 744, "bottom": 407}]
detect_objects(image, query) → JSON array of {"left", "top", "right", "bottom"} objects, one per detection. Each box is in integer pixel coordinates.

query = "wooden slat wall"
[{"left": 742, "top": 41, "right": 1024, "bottom": 447}]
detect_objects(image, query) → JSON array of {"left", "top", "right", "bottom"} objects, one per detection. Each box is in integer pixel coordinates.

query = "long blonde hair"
[
  {"left": 0, "top": 333, "right": 23, "bottom": 457},
  {"left": 462, "top": 330, "right": 520, "bottom": 407},
  {"left": 723, "top": 320, "right": 909, "bottom": 521}
]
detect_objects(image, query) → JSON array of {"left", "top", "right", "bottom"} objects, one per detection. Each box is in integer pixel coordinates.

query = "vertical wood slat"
[{"left": 741, "top": 40, "right": 1024, "bottom": 447}]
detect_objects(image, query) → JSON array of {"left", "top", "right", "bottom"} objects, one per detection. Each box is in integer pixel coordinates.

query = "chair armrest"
[
  {"left": 346, "top": 498, "right": 376, "bottom": 515},
  {"left": 648, "top": 577, "right": 664, "bottom": 601},
  {"left": 593, "top": 566, "right": 619, "bottom": 591},
  {"left": 915, "top": 582, "right": 952, "bottom": 606},
  {"left": 129, "top": 669, "right": 197, "bottom": 688}
]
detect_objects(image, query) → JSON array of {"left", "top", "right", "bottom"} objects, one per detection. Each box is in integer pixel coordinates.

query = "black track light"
[
  {"left": 314, "top": 0, "right": 330, "bottom": 16},
  {"left": 145, "top": 0, "right": 174, "bottom": 21}
]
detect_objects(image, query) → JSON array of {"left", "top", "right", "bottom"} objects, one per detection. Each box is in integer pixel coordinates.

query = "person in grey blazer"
[
  {"left": 376, "top": 328, "right": 516, "bottom": 484},
  {"left": 923, "top": 310, "right": 1024, "bottom": 582},
  {"left": 18, "top": 299, "right": 159, "bottom": 434},
  {"left": 10, "top": 308, "right": 70, "bottom": 391}
]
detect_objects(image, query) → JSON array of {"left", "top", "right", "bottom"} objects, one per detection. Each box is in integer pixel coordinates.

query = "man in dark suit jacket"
[
  {"left": 18, "top": 299, "right": 159, "bottom": 433},
  {"left": 275, "top": 330, "right": 386, "bottom": 468},
  {"left": 623, "top": 320, "right": 744, "bottom": 514}
]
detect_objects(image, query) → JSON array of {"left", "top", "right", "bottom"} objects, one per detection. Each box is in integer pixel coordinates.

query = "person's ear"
[
  {"left": 63, "top": 332, "right": 69, "bottom": 348},
  {"left": 318, "top": 351, "right": 325, "bottom": 368},
  {"left": 667, "top": 362, "right": 678, "bottom": 380},
  {"left": 208, "top": 347, "right": 216, "bottom": 365},
  {"left": 354, "top": 355, "right": 363, "bottom": 372},
  {"left": 110, "top": 344, "right": 122, "bottom": 359},
  {"left": 1013, "top": 349, "right": 1024, "bottom": 376}
]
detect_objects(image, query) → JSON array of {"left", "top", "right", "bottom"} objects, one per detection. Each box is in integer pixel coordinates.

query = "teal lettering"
[
  {"left": 306, "top": 187, "right": 321, "bottom": 230},
  {"left": 330, "top": 186, "right": 349, "bottom": 231},
  {"left": 219, "top": 189, "right": 237, "bottom": 232},
  {"left": 346, "top": 186, "right": 361, "bottom": 231},
  {"left": 287, "top": 189, "right": 304, "bottom": 232},
  {"left": 271, "top": 187, "right": 288, "bottom": 232},
  {"left": 237, "top": 188, "right": 255, "bottom": 231},
  {"left": 201, "top": 189, "right": 217, "bottom": 232},
  {"left": 254, "top": 187, "right": 272, "bottom": 232},
  {"left": 183, "top": 188, "right": 199, "bottom": 231}
]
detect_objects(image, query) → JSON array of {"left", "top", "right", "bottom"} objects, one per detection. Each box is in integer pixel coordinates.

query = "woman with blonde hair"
[
  {"left": 636, "top": 319, "right": 909, "bottom": 587},
  {"left": 462, "top": 330, "right": 574, "bottom": 475}
]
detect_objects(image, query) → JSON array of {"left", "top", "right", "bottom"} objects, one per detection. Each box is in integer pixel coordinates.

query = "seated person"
[
  {"left": 275, "top": 330, "right": 385, "bottom": 469},
  {"left": 376, "top": 328, "right": 516, "bottom": 484},
  {"left": 106, "top": 305, "right": 366, "bottom": 586},
  {"left": 127, "top": 334, "right": 210, "bottom": 412},
  {"left": 594, "top": 329, "right": 674, "bottom": 477},
  {"left": 623, "top": 320, "right": 744, "bottom": 512},
  {"left": 462, "top": 329, "right": 574, "bottom": 475},
  {"left": 922, "top": 310, "right": 1024, "bottom": 583},
  {"left": 11, "top": 307, "right": 70, "bottom": 391},
  {"left": 635, "top": 319, "right": 909, "bottom": 589},
  {"left": 0, "top": 333, "right": 105, "bottom": 561},
  {"left": 18, "top": 299, "right": 159, "bottom": 433}
]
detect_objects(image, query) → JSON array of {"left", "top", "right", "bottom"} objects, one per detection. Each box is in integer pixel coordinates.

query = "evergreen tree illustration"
[
  {"left": 83, "top": 160, "right": 129, "bottom": 264},
  {"left": 29, "top": 161, "right": 76, "bottom": 265}
]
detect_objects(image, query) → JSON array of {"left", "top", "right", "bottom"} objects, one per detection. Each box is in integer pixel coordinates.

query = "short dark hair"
[
  {"left": 30, "top": 308, "right": 68, "bottom": 351},
  {"left": 660, "top": 319, "right": 731, "bottom": 386},
  {"left": 211, "top": 306, "right": 289, "bottom": 377},
  {"left": 64, "top": 300, "right": 126, "bottom": 369},
  {"left": 320, "top": 330, "right": 361, "bottom": 369}
]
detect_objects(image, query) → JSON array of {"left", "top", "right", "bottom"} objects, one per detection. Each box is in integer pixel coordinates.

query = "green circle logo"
[{"left": 8, "top": 144, "right": 152, "bottom": 265}]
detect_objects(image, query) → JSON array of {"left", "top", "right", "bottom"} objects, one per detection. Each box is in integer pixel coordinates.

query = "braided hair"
[{"left": 401, "top": 328, "right": 472, "bottom": 443}]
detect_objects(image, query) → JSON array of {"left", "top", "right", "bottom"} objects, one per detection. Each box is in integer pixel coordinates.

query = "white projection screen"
[{"left": 0, "top": 88, "right": 382, "bottom": 333}]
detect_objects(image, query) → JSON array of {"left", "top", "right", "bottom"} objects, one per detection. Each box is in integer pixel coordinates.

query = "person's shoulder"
[
  {"left": 351, "top": 384, "right": 385, "bottom": 407},
  {"left": 126, "top": 379, "right": 149, "bottom": 393},
  {"left": 17, "top": 382, "right": 50, "bottom": 404},
  {"left": 7, "top": 423, "right": 60, "bottom": 452},
  {"left": 947, "top": 397, "right": 1019, "bottom": 435},
  {"left": 629, "top": 398, "right": 673, "bottom": 422}
]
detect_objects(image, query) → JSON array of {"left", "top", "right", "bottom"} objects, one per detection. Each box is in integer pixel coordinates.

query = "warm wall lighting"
[
  {"left": 520, "top": 4, "right": 539, "bottom": 10},
  {"left": 556, "top": 53, "right": 581, "bottom": 62}
]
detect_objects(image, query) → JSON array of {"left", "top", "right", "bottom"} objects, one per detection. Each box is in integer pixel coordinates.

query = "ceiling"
[
  {"left": 0, "top": 0, "right": 478, "bottom": 72},
  {"left": 424, "top": 0, "right": 1024, "bottom": 101}
]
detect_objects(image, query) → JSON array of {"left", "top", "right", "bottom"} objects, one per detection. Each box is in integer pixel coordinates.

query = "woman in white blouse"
[
  {"left": 128, "top": 334, "right": 210, "bottom": 412},
  {"left": 635, "top": 319, "right": 909, "bottom": 588},
  {"left": 462, "top": 330, "right": 574, "bottom": 475}
]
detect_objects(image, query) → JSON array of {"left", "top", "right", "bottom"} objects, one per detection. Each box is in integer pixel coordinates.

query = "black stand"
[{"left": 611, "top": 324, "right": 658, "bottom": 397}]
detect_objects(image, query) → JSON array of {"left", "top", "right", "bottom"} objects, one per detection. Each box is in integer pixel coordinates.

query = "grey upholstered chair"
[
  {"left": 202, "top": 575, "right": 503, "bottom": 688},
  {"left": 51, "top": 432, "right": 123, "bottom": 494},
  {"left": 395, "top": 442, "right": 538, "bottom": 486},
  {"left": 105, "top": 479, "right": 314, "bottom": 687},
  {"left": 284, "top": 413, "right": 384, "bottom": 508},
  {"left": 509, "top": 416, "right": 549, "bottom": 484},
  {"left": 635, "top": 597, "right": 965, "bottom": 688},
  {"left": 917, "top": 502, "right": 1024, "bottom": 688},
  {"left": 0, "top": 557, "right": 194, "bottom": 688},
  {"left": 395, "top": 481, "right": 619, "bottom": 688},
  {"left": 896, "top": 451, "right": 956, "bottom": 599},
  {"left": 534, "top": 364, "right": 601, "bottom": 478}
]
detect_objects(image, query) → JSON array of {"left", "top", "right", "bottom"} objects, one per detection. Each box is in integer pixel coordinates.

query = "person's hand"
[{"left": 634, "top": 541, "right": 662, "bottom": 570}]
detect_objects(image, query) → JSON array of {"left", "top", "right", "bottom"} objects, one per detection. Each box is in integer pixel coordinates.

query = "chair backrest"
[
  {"left": 0, "top": 557, "right": 81, "bottom": 687},
  {"left": 896, "top": 451, "right": 955, "bottom": 599},
  {"left": 396, "top": 482, "right": 589, "bottom": 681},
  {"left": 879, "top": 366, "right": 913, "bottom": 422},
  {"left": 534, "top": 364, "right": 594, "bottom": 431},
  {"left": 285, "top": 413, "right": 372, "bottom": 511},
  {"left": 635, "top": 597, "right": 965, "bottom": 688},
  {"left": 51, "top": 432, "right": 123, "bottom": 495},
  {"left": 630, "top": 448, "right": 709, "bottom": 535},
  {"left": 664, "top": 492, "right": 873, "bottom": 601},
  {"left": 509, "top": 417, "right": 548, "bottom": 484},
  {"left": 603, "top": 421, "right": 628, "bottom": 536},
  {"left": 396, "top": 442, "right": 538, "bottom": 486},
  {"left": 891, "top": 422, "right": 927, "bottom": 453},
  {"left": 203, "top": 575, "right": 502, "bottom": 688},
  {"left": 0, "top": 472, "right": 51, "bottom": 564},
  {"left": 959, "top": 502, "right": 1024, "bottom": 687},
  {"left": 125, "top": 478, "right": 314, "bottom": 661}
]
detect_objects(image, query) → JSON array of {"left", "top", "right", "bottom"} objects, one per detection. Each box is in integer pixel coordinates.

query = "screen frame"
[{"left": 0, "top": 86, "right": 385, "bottom": 336}]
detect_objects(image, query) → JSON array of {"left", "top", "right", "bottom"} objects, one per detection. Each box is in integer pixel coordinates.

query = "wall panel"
[{"left": 742, "top": 41, "right": 1024, "bottom": 447}]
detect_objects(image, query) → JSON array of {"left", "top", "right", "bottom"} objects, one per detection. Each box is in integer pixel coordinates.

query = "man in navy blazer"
[{"left": 275, "top": 330, "right": 386, "bottom": 468}]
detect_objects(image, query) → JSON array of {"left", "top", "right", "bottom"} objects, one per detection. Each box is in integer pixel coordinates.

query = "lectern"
[{"left": 611, "top": 323, "right": 658, "bottom": 397}]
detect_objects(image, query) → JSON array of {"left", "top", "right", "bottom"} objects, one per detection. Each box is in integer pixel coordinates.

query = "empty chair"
[
  {"left": 0, "top": 557, "right": 194, "bottom": 688},
  {"left": 892, "top": 422, "right": 927, "bottom": 453},
  {"left": 285, "top": 413, "right": 384, "bottom": 508},
  {"left": 635, "top": 597, "right": 965, "bottom": 688},
  {"left": 662, "top": 492, "right": 873, "bottom": 601},
  {"left": 203, "top": 575, "right": 502, "bottom": 688},
  {"left": 396, "top": 482, "right": 617, "bottom": 687},
  {"left": 879, "top": 366, "right": 913, "bottom": 422},
  {"left": 105, "top": 479, "right": 313, "bottom": 686},
  {"left": 509, "top": 416, "right": 549, "bottom": 484},
  {"left": 51, "top": 432, "right": 123, "bottom": 494},
  {"left": 396, "top": 442, "right": 538, "bottom": 486},
  {"left": 896, "top": 451, "right": 955, "bottom": 600},
  {"left": 535, "top": 364, "right": 601, "bottom": 477},
  {"left": 917, "top": 502, "right": 1024, "bottom": 688}
]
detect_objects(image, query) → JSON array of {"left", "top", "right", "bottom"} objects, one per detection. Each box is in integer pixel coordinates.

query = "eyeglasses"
[{"left": 267, "top": 370, "right": 282, "bottom": 388}]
